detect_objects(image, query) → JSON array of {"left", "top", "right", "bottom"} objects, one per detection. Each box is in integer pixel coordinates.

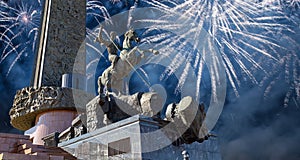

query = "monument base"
[{"left": 58, "top": 115, "right": 221, "bottom": 160}]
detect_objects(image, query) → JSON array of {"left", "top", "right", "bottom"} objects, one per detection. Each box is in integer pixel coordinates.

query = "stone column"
[
  {"left": 9, "top": 0, "right": 92, "bottom": 145},
  {"left": 32, "top": 0, "right": 86, "bottom": 87}
]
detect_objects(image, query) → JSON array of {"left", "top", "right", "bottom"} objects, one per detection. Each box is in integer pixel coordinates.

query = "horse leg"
[
  {"left": 137, "top": 48, "right": 159, "bottom": 55},
  {"left": 97, "top": 76, "right": 106, "bottom": 106},
  {"left": 105, "top": 72, "right": 112, "bottom": 95},
  {"left": 112, "top": 79, "right": 123, "bottom": 94},
  {"left": 149, "top": 48, "right": 159, "bottom": 55},
  {"left": 97, "top": 76, "right": 103, "bottom": 95}
]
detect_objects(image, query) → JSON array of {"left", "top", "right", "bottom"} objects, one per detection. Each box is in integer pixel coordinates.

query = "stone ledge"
[
  {"left": 59, "top": 115, "right": 149, "bottom": 147},
  {"left": 0, "top": 152, "right": 48, "bottom": 160},
  {"left": 0, "top": 133, "right": 29, "bottom": 140},
  {"left": 0, "top": 133, "right": 76, "bottom": 160},
  {"left": 9, "top": 86, "right": 94, "bottom": 131},
  {"left": 58, "top": 115, "right": 221, "bottom": 160}
]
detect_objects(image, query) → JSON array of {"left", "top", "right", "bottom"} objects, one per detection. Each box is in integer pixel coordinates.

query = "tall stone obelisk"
[{"left": 9, "top": 0, "right": 90, "bottom": 145}]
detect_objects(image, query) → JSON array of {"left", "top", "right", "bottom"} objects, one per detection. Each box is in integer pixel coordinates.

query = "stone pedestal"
[
  {"left": 59, "top": 115, "right": 222, "bottom": 160},
  {"left": 32, "top": 110, "right": 77, "bottom": 145}
]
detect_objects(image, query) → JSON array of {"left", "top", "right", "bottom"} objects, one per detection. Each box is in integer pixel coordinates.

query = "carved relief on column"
[{"left": 10, "top": 86, "right": 82, "bottom": 131}]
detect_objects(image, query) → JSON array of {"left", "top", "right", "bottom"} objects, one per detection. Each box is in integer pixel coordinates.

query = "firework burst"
[
  {"left": 0, "top": 0, "right": 42, "bottom": 76},
  {"left": 137, "top": 0, "right": 300, "bottom": 106},
  {"left": 63, "top": 0, "right": 299, "bottom": 108}
]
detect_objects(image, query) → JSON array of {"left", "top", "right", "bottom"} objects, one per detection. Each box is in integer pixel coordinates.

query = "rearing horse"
[{"left": 98, "top": 29, "right": 159, "bottom": 97}]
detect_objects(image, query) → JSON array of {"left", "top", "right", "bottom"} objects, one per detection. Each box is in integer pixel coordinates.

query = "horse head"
[{"left": 123, "top": 29, "right": 140, "bottom": 49}]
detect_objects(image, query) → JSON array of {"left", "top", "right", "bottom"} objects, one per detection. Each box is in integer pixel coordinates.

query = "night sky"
[{"left": 1, "top": 0, "right": 300, "bottom": 159}]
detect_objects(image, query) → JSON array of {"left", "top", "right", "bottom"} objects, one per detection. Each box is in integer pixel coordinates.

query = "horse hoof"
[
  {"left": 99, "top": 99, "right": 105, "bottom": 106},
  {"left": 99, "top": 94, "right": 106, "bottom": 106}
]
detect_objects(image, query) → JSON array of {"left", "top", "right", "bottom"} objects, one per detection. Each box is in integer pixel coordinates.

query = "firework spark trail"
[
  {"left": 220, "top": 49, "right": 240, "bottom": 97},
  {"left": 86, "top": 58, "right": 101, "bottom": 71},
  {"left": 87, "top": 0, "right": 112, "bottom": 24},
  {"left": 3, "top": 28, "right": 23, "bottom": 54},
  {"left": 6, "top": 44, "right": 28, "bottom": 77},
  {"left": 233, "top": 41, "right": 270, "bottom": 75},
  {"left": 141, "top": 32, "right": 171, "bottom": 46},
  {"left": 86, "top": 42, "right": 108, "bottom": 62},
  {"left": 209, "top": 36, "right": 223, "bottom": 102},
  {"left": 0, "top": 22, "right": 19, "bottom": 40},
  {"left": 176, "top": 61, "right": 191, "bottom": 95},
  {"left": 195, "top": 52, "right": 205, "bottom": 99},
  {"left": 283, "top": 53, "right": 300, "bottom": 107},
  {"left": 142, "top": 32, "right": 178, "bottom": 65},
  {"left": 137, "top": 67, "right": 151, "bottom": 86},
  {"left": 261, "top": 49, "right": 300, "bottom": 106},
  {"left": 163, "top": 48, "right": 185, "bottom": 77},
  {"left": 29, "top": 27, "right": 39, "bottom": 52},
  {"left": 87, "top": 27, "right": 101, "bottom": 41},
  {"left": 193, "top": 50, "right": 201, "bottom": 69},
  {"left": 140, "top": 30, "right": 183, "bottom": 64},
  {"left": 109, "top": 0, "right": 121, "bottom": 4},
  {"left": 175, "top": 44, "right": 196, "bottom": 94},
  {"left": 143, "top": 0, "right": 173, "bottom": 12},
  {"left": 0, "top": 43, "right": 23, "bottom": 64},
  {"left": 222, "top": 39, "right": 258, "bottom": 85},
  {"left": 289, "top": 0, "right": 300, "bottom": 8}
]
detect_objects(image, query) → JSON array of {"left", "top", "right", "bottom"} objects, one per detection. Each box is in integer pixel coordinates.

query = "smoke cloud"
[{"left": 217, "top": 81, "right": 300, "bottom": 160}]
